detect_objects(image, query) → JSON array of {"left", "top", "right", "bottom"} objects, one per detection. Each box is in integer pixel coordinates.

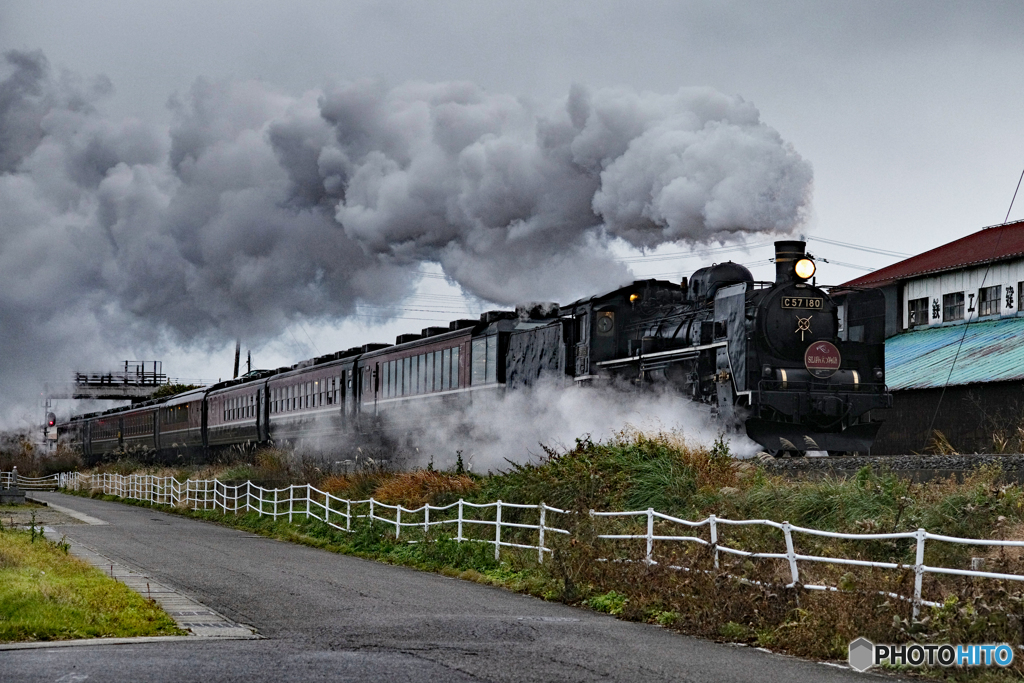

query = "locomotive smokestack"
[{"left": 774, "top": 240, "right": 807, "bottom": 283}]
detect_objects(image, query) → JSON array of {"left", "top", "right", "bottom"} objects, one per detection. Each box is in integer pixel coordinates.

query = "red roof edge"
[{"left": 838, "top": 220, "right": 1024, "bottom": 288}]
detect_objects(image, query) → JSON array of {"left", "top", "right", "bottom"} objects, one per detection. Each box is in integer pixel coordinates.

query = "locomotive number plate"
[{"left": 782, "top": 297, "right": 823, "bottom": 309}]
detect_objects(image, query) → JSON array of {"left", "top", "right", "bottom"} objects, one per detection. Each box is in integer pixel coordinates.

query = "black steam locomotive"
[
  {"left": 539, "top": 240, "right": 891, "bottom": 455},
  {"left": 61, "top": 240, "right": 890, "bottom": 461}
]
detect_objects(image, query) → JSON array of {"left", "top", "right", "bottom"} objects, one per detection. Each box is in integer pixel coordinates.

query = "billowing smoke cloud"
[
  {"left": 380, "top": 381, "right": 762, "bottom": 473},
  {"left": 0, "top": 50, "right": 812, "bottom": 421}
]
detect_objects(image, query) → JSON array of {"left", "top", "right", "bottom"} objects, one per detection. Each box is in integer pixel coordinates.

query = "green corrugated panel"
[{"left": 885, "top": 316, "right": 1024, "bottom": 390}]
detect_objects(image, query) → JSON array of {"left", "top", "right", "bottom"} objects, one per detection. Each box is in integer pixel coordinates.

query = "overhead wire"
[{"left": 805, "top": 235, "right": 911, "bottom": 258}]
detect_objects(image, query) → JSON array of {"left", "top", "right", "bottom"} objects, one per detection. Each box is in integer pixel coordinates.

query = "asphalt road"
[{"left": 4, "top": 493, "right": 886, "bottom": 682}]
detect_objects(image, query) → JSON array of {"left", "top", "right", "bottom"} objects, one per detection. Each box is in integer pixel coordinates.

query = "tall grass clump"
[{"left": 477, "top": 429, "right": 737, "bottom": 515}]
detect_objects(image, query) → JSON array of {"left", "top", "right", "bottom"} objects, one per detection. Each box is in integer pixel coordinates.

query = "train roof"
[
  {"left": 561, "top": 278, "right": 683, "bottom": 311},
  {"left": 155, "top": 387, "right": 208, "bottom": 406}
]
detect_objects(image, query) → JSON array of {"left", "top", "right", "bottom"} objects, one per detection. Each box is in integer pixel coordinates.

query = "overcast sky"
[{"left": 2, "top": 1, "right": 1023, "bottom": 422}]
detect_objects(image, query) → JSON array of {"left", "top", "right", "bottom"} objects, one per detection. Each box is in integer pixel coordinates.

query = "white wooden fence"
[
  {"left": 12, "top": 470, "right": 1024, "bottom": 617},
  {"left": 1, "top": 470, "right": 63, "bottom": 491}
]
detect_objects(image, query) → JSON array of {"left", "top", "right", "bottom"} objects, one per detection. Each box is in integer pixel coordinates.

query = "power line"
[
  {"left": 1004, "top": 167, "right": 1024, "bottom": 223},
  {"left": 813, "top": 257, "right": 875, "bottom": 272},
  {"left": 805, "top": 235, "right": 910, "bottom": 258},
  {"left": 351, "top": 314, "right": 462, "bottom": 323},
  {"left": 618, "top": 241, "right": 775, "bottom": 263},
  {"left": 356, "top": 306, "right": 477, "bottom": 315}
]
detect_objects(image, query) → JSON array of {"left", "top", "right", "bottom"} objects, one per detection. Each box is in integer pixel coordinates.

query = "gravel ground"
[
  {"left": 761, "top": 452, "right": 1024, "bottom": 476},
  {"left": 0, "top": 501, "right": 84, "bottom": 529}
]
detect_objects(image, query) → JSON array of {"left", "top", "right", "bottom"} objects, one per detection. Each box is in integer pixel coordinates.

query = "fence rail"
[
  {"left": 13, "top": 470, "right": 1024, "bottom": 617},
  {"left": 1, "top": 471, "right": 61, "bottom": 491}
]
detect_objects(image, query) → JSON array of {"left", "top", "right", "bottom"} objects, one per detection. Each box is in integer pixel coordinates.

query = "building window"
[
  {"left": 908, "top": 297, "right": 929, "bottom": 328},
  {"left": 979, "top": 285, "right": 1001, "bottom": 317}
]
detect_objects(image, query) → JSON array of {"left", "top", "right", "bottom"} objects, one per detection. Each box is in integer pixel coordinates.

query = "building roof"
[
  {"left": 841, "top": 220, "right": 1024, "bottom": 288},
  {"left": 885, "top": 316, "right": 1024, "bottom": 390}
]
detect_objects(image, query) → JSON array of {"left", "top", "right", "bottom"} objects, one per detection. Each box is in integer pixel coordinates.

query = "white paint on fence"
[{"left": 12, "top": 470, "right": 1024, "bottom": 618}]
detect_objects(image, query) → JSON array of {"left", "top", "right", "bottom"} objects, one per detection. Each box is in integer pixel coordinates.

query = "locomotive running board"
[
  {"left": 745, "top": 419, "right": 882, "bottom": 453},
  {"left": 594, "top": 342, "right": 727, "bottom": 370}
]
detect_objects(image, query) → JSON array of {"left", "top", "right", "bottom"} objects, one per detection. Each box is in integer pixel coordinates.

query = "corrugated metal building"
[{"left": 840, "top": 219, "right": 1024, "bottom": 453}]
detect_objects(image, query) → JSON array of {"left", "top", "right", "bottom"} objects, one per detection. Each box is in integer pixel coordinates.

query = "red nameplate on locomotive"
[{"left": 804, "top": 341, "right": 841, "bottom": 379}]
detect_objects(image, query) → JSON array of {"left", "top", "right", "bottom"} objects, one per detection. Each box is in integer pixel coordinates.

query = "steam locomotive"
[{"left": 60, "top": 240, "right": 890, "bottom": 462}]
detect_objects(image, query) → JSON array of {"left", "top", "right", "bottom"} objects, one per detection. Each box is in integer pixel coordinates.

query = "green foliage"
[
  {"left": 477, "top": 430, "right": 737, "bottom": 515},
  {"left": 654, "top": 610, "right": 679, "bottom": 626},
  {"left": 151, "top": 384, "right": 201, "bottom": 399},
  {"left": 718, "top": 621, "right": 749, "bottom": 640},
  {"left": 586, "top": 590, "right": 628, "bottom": 615}
]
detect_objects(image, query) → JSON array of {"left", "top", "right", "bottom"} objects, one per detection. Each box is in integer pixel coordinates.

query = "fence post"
[
  {"left": 646, "top": 508, "right": 655, "bottom": 564},
  {"left": 396, "top": 506, "right": 402, "bottom": 539},
  {"left": 370, "top": 498, "right": 375, "bottom": 525},
  {"left": 709, "top": 515, "right": 719, "bottom": 570},
  {"left": 273, "top": 488, "right": 278, "bottom": 519},
  {"left": 495, "top": 500, "right": 502, "bottom": 561},
  {"left": 424, "top": 505, "right": 430, "bottom": 534},
  {"left": 306, "top": 484, "right": 312, "bottom": 521},
  {"left": 782, "top": 522, "right": 799, "bottom": 586},
  {"left": 289, "top": 485, "right": 294, "bottom": 523},
  {"left": 913, "top": 528, "right": 927, "bottom": 619},
  {"left": 346, "top": 500, "right": 351, "bottom": 531},
  {"left": 538, "top": 503, "right": 546, "bottom": 564},
  {"left": 457, "top": 499, "right": 464, "bottom": 542}
]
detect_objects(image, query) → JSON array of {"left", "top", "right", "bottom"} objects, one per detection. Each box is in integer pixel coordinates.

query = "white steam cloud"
[
  {"left": 380, "top": 382, "right": 762, "bottom": 472},
  {"left": 0, "top": 50, "right": 812, "bottom": 421}
]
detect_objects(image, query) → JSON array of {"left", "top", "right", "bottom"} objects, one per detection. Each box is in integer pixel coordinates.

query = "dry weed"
[{"left": 373, "top": 470, "right": 479, "bottom": 507}]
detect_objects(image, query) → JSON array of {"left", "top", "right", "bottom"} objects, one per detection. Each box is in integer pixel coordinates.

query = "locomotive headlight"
[
  {"left": 873, "top": 366, "right": 884, "bottom": 381},
  {"left": 629, "top": 293, "right": 641, "bottom": 303},
  {"left": 793, "top": 258, "right": 816, "bottom": 280},
  {"left": 762, "top": 364, "right": 773, "bottom": 378}
]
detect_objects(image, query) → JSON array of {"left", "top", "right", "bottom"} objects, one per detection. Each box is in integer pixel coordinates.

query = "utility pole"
[
  {"left": 246, "top": 350, "right": 251, "bottom": 374},
  {"left": 233, "top": 340, "right": 241, "bottom": 379}
]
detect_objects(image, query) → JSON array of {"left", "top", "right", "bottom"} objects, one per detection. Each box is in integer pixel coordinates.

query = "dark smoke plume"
[{"left": 0, "top": 50, "right": 812, "bottom": 422}]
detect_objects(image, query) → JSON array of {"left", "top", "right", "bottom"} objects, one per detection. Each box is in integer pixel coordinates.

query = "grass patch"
[{"left": 0, "top": 527, "right": 183, "bottom": 642}]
